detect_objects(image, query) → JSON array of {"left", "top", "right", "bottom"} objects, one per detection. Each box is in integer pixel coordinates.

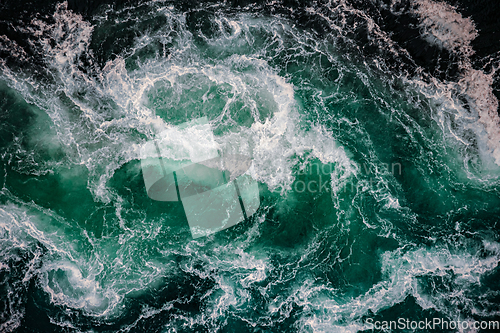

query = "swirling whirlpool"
[{"left": 0, "top": 0, "right": 499, "bottom": 332}]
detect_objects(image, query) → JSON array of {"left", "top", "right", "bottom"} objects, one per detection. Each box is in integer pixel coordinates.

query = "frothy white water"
[
  {"left": 0, "top": 202, "right": 123, "bottom": 319},
  {"left": 0, "top": 1, "right": 356, "bottom": 320},
  {"left": 296, "top": 240, "right": 500, "bottom": 332},
  {"left": 24, "top": 2, "right": 354, "bottom": 199},
  {"left": 0, "top": 206, "right": 37, "bottom": 332},
  {"left": 413, "top": 0, "right": 477, "bottom": 57},
  {"left": 0, "top": 0, "right": 498, "bottom": 331},
  {"left": 410, "top": 0, "right": 500, "bottom": 168}
]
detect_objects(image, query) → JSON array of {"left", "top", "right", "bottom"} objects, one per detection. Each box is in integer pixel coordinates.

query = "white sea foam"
[
  {"left": 0, "top": 1, "right": 498, "bottom": 330},
  {"left": 0, "top": 206, "right": 36, "bottom": 332},
  {"left": 296, "top": 240, "right": 500, "bottom": 332},
  {"left": 0, "top": 203, "right": 124, "bottom": 320},
  {"left": 410, "top": 0, "right": 500, "bottom": 168},
  {"left": 413, "top": 0, "right": 478, "bottom": 57},
  {"left": 0, "top": 2, "right": 356, "bottom": 320},
  {"left": 43, "top": 4, "right": 354, "bottom": 196}
]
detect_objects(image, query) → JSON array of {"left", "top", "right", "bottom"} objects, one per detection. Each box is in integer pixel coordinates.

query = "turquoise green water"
[{"left": 0, "top": 1, "right": 499, "bottom": 332}]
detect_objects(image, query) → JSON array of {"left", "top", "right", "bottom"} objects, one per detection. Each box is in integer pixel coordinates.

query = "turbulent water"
[{"left": 0, "top": 0, "right": 499, "bottom": 332}]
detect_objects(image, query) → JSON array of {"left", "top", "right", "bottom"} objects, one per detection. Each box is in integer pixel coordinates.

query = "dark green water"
[{"left": 0, "top": 0, "right": 499, "bottom": 332}]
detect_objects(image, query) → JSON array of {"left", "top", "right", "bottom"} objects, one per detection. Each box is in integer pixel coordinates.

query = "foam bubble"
[{"left": 413, "top": 0, "right": 478, "bottom": 57}]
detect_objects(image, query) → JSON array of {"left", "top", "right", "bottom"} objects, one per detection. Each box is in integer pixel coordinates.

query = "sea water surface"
[{"left": 0, "top": 0, "right": 499, "bottom": 332}]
